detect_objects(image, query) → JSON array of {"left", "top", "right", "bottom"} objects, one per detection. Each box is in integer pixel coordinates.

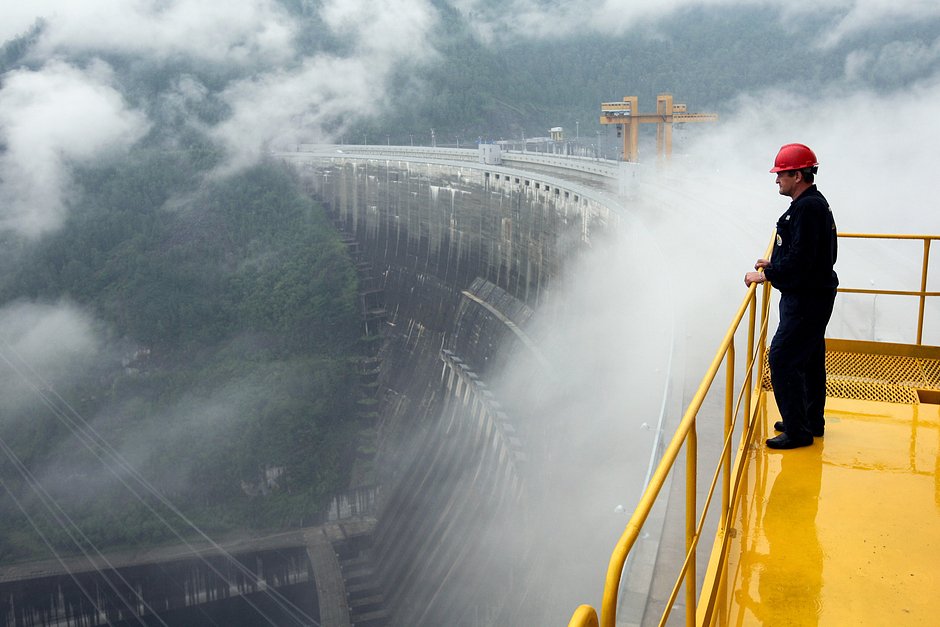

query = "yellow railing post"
[
  {"left": 685, "top": 421, "right": 697, "bottom": 627},
  {"left": 758, "top": 281, "right": 772, "bottom": 410},
  {"left": 723, "top": 342, "right": 734, "bottom": 519},
  {"left": 837, "top": 233, "right": 938, "bottom": 344},
  {"left": 918, "top": 237, "right": 931, "bottom": 345},
  {"left": 745, "top": 297, "right": 755, "bottom": 442}
]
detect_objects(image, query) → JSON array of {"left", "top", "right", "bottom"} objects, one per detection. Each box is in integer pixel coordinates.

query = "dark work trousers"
[{"left": 768, "top": 288, "right": 837, "bottom": 439}]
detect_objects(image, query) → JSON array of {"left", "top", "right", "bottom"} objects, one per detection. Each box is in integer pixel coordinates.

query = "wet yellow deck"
[{"left": 720, "top": 392, "right": 940, "bottom": 626}]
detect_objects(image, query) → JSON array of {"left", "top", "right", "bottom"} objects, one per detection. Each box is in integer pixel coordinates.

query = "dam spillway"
[{"left": 287, "top": 146, "right": 650, "bottom": 624}]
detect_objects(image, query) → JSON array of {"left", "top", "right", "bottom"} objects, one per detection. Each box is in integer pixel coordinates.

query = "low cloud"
[
  {"left": 322, "top": 0, "right": 439, "bottom": 60},
  {"left": 0, "top": 60, "right": 149, "bottom": 237},
  {"left": 676, "top": 78, "right": 940, "bottom": 236},
  {"left": 632, "top": 71, "right": 940, "bottom": 335},
  {"left": 210, "top": 55, "right": 374, "bottom": 171},
  {"left": 211, "top": 0, "right": 440, "bottom": 170},
  {"left": 3, "top": 0, "right": 436, "bottom": 180},
  {"left": 5, "top": 0, "right": 296, "bottom": 66},
  {"left": 819, "top": 0, "right": 940, "bottom": 46},
  {"left": 491, "top": 58, "right": 940, "bottom": 618},
  {"left": 845, "top": 37, "right": 940, "bottom": 85},
  {"left": 0, "top": 301, "right": 104, "bottom": 419}
]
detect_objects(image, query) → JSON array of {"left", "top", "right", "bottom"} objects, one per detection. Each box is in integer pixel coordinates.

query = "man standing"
[{"left": 744, "top": 143, "right": 838, "bottom": 450}]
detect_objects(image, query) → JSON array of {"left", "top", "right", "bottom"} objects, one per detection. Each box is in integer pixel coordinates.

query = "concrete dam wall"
[
  {"left": 0, "top": 148, "right": 649, "bottom": 627},
  {"left": 291, "top": 149, "right": 629, "bottom": 625}
]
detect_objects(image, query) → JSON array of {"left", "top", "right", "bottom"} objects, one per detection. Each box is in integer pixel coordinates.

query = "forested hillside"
[
  {"left": 0, "top": 148, "right": 362, "bottom": 559},
  {"left": 354, "top": 3, "right": 940, "bottom": 144}
]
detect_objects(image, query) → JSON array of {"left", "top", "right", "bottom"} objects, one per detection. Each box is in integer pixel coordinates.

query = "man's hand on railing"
[{"left": 744, "top": 258, "right": 770, "bottom": 287}]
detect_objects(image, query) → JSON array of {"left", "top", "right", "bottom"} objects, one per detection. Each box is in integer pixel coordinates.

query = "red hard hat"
[{"left": 770, "top": 143, "right": 818, "bottom": 173}]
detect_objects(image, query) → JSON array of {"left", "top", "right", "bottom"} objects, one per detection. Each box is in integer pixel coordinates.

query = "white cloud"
[
  {"left": 1, "top": 0, "right": 443, "bottom": 226},
  {"left": 618, "top": 72, "right": 940, "bottom": 349},
  {"left": 212, "top": 0, "right": 439, "bottom": 170},
  {"left": 0, "top": 301, "right": 103, "bottom": 418},
  {"left": 819, "top": 0, "right": 940, "bottom": 46},
  {"left": 845, "top": 37, "right": 940, "bottom": 84},
  {"left": 322, "top": 0, "right": 439, "bottom": 60},
  {"left": 210, "top": 55, "right": 373, "bottom": 169},
  {"left": 0, "top": 60, "right": 150, "bottom": 237},
  {"left": 4, "top": 0, "right": 296, "bottom": 65},
  {"left": 679, "top": 81, "right": 940, "bottom": 235},
  {"left": 0, "top": 301, "right": 100, "bottom": 370}
]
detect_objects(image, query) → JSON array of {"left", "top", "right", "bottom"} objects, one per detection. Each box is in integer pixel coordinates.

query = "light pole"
[
  {"left": 431, "top": 128, "right": 436, "bottom": 147},
  {"left": 576, "top": 120, "right": 579, "bottom": 140}
]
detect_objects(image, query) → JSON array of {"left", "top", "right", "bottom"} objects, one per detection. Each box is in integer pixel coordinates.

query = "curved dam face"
[
  {"left": 297, "top": 153, "right": 618, "bottom": 310},
  {"left": 290, "top": 149, "right": 630, "bottom": 625}
]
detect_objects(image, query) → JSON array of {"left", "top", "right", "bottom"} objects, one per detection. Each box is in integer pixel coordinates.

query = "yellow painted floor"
[{"left": 720, "top": 392, "right": 940, "bottom": 626}]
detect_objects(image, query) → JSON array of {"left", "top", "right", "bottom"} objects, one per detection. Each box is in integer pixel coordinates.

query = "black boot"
[{"left": 766, "top": 433, "right": 814, "bottom": 449}]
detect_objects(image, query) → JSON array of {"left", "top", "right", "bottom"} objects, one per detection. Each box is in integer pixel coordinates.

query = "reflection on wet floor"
[{"left": 722, "top": 393, "right": 940, "bottom": 625}]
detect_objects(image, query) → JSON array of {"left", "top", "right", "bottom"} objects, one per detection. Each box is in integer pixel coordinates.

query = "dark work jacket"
[{"left": 763, "top": 185, "right": 838, "bottom": 293}]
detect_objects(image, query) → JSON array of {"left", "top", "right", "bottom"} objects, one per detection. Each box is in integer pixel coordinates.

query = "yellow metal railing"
[
  {"left": 568, "top": 605, "right": 599, "bottom": 627},
  {"left": 836, "top": 234, "right": 939, "bottom": 345},
  {"left": 568, "top": 233, "right": 939, "bottom": 627}
]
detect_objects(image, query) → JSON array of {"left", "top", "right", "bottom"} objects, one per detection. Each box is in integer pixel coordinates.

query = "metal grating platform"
[{"left": 761, "top": 349, "right": 940, "bottom": 404}]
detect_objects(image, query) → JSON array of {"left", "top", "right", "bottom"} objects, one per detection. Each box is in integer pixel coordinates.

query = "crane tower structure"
[{"left": 599, "top": 94, "right": 718, "bottom": 162}]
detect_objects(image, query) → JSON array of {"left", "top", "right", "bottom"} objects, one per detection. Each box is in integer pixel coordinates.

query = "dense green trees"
[
  {"left": 0, "top": 149, "right": 362, "bottom": 559},
  {"left": 354, "top": 4, "right": 940, "bottom": 144}
]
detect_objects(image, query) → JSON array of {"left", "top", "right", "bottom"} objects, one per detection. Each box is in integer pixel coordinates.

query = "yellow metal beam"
[{"left": 598, "top": 94, "right": 717, "bottom": 162}]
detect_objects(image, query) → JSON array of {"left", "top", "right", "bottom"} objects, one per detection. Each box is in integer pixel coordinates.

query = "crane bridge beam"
[{"left": 598, "top": 94, "right": 718, "bottom": 162}]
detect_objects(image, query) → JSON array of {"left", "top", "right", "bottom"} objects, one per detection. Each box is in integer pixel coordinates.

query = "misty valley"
[
  {"left": 0, "top": 158, "right": 365, "bottom": 559},
  {"left": 1, "top": 1, "right": 939, "bottom": 625}
]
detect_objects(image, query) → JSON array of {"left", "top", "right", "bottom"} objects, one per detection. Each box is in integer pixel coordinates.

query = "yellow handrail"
[
  {"left": 574, "top": 236, "right": 776, "bottom": 627},
  {"left": 568, "top": 232, "right": 939, "bottom": 627},
  {"left": 568, "top": 605, "right": 599, "bottom": 627},
  {"left": 837, "top": 234, "right": 939, "bottom": 344}
]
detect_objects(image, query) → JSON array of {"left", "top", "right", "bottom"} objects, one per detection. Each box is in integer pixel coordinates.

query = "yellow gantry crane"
[{"left": 600, "top": 94, "right": 718, "bottom": 162}]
